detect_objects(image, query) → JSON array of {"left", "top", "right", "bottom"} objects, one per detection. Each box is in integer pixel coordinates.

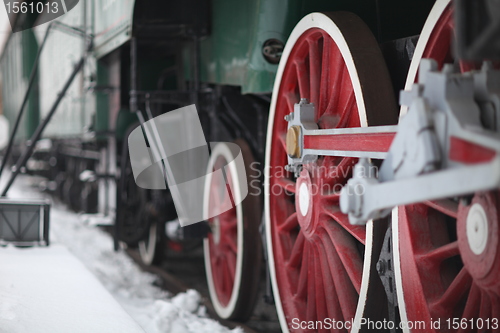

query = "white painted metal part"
[
  {"left": 466, "top": 203, "right": 489, "bottom": 255},
  {"left": 202, "top": 142, "right": 244, "bottom": 319},
  {"left": 298, "top": 182, "right": 310, "bottom": 216},
  {"left": 340, "top": 59, "right": 500, "bottom": 225}
]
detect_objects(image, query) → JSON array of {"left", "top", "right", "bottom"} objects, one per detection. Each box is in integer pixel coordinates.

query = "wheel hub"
[
  {"left": 458, "top": 192, "right": 500, "bottom": 292},
  {"left": 298, "top": 182, "right": 310, "bottom": 216},
  {"left": 295, "top": 169, "right": 317, "bottom": 237},
  {"left": 465, "top": 203, "right": 488, "bottom": 255}
]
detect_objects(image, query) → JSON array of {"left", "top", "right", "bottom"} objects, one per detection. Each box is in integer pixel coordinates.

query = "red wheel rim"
[
  {"left": 421, "top": 4, "right": 454, "bottom": 69},
  {"left": 207, "top": 155, "right": 238, "bottom": 307},
  {"left": 407, "top": 1, "right": 479, "bottom": 84},
  {"left": 268, "top": 27, "right": 367, "bottom": 331},
  {"left": 397, "top": 3, "right": 500, "bottom": 331}
]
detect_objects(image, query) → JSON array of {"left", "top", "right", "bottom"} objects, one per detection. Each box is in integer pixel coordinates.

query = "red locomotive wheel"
[
  {"left": 203, "top": 140, "right": 261, "bottom": 320},
  {"left": 394, "top": 1, "right": 500, "bottom": 332},
  {"left": 265, "top": 12, "right": 397, "bottom": 333},
  {"left": 139, "top": 221, "right": 164, "bottom": 265}
]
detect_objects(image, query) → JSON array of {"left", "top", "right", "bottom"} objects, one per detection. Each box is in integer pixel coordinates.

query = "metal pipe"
[
  {"left": 115, "top": 37, "right": 138, "bottom": 249},
  {"left": 0, "top": 23, "right": 53, "bottom": 179},
  {"left": 192, "top": 35, "right": 200, "bottom": 105},
  {"left": 0, "top": 21, "right": 92, "bottom": 181},
  {"left": 1, "top": 54, "right": 87, "bottom": 196},
  {"left": 130, "top": 37, "right": 138, "bottom": 113}
]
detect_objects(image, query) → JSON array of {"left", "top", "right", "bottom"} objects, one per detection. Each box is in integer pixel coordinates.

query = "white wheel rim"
[
  {"left": 399, "top": 0, "right": 451, "bottom": 117},
  {"left": 393, "top": 2, "right": 452, "bottom": 331},
  {"left": 392, "top": 207, "right": 410, "bottom": 333},
  {"left": 138, "top": 222, "right": 158, "bottom": 266},
  {"left": 203, "top": 142, "right": 244, "bottom": 319},
  {"left": 264, "top": 12, "right": 375, "bottom": 333}
]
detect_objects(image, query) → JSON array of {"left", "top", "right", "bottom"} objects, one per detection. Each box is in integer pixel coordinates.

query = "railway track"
[{"left": 126, "top": 248, "right": 281, "bottom": 333}]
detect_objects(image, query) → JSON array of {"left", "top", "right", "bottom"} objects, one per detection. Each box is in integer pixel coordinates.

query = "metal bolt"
[
  {"left": 377, "top": 259, "right": 387, "bottom": 275},
  {"left": 299, "top": 98, "right": 309, "bottom": 105}
]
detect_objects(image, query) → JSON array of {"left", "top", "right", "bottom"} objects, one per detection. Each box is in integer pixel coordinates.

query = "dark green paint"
[
  {"left": 188, "top": 0, "right": 435, "bottom": 93},
  {"left": 0, "top": 28, "right": 39, "bottom": 141},
  {"left": 95, "top": 60, "right": 109, "bottom": 140}
]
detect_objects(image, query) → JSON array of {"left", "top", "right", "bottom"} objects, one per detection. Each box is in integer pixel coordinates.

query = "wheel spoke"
[
  {"left": 457, "top": 283, "right": 480, "bottom": 333},
  {"left": 311, "top": 245, "right": 329, "bottom": 333},
  {"left": 222, "top": 257, "right": 233, "bottom": 292},
  {"left": 221, "top": 216, "right": 237, "bottom": 230},
  {"left": 225, "top": 251, "right": 237, "bottom": 285},
  {"left": 321, "top": 206, "right": 366, "bottom": 244},
  {"left": 306, "top": 246, "right": 317, "bottom": 323},
  {"left": 277, "top": 133, "right": 287, "bottom": 150},
  {"left": 213, "top": 256, "right": 225, "bottom": 292},
  {"left": 308, "top": 37, "right": 321, "bottom": 106},
  {"left": 459, "top": 60, "right": 477, "bottom": 73},
  {"left": 424, "top": 199, "right": 459, "bottom": 218},
  {"left": 287, "top": 230, "right": 305, "bottom": 268},
  {"left": 223, "top": 232, "right": 238, "bottom": 253},
  {"left": 336, "top": 89, "right": 355, "bottom": 128},
  {"left": 479, "top": 290, "right": 492, "bottom": 324},
  {"left": 295, "top": 59, "right": 310, "bottom": 99},
  {"left": 274, "top": 177, "right": 296, "bottom": 194},
  {"left": 320, "top": 190, "right": 340, "bottom": 204},
  {"left": 433, "top": 267, "right": 472, "bottom": 311},
  {"left": 492, "top": 295, "right": 500, "bottom": 333},
  {"left": 296, "top": 241, "right": 310, "bottom": 299},
  {"left": 285, "top": 91, "right": 298, "bottom": 114},
  {"left": 319, "top": 231, "right": 358, "bottom": 320},
  {"left": 317, "top": 236, "right": 345, "bottom": 321},
  {"left": 280, "top": 212, "right": 299, "bottom": 232},
  {"left": 324, "top": 46, "right": 344, "bottom": 116},
  {"left": 417, "top": 241, "right": 459, "bottom": 264},
  {"left": 334, "top": 65, "right": 352, "bottom": 112},
  {"left": 320, "top": 156, "right": 356, "bottom": 187},
  {"left": 323, "top": 222, "right": 363, "bottom": 293},
  {"left": 319, "top": 36, "right": 332, "bottom": 112}
]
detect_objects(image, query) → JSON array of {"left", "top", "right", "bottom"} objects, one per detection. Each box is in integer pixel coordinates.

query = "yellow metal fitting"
[{"left": 286, "top": 126, "right": 301, "bottom": 158}]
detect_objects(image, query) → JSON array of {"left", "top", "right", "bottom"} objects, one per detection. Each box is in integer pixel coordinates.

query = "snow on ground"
[
  {"left": 3, "top": 175, "right": 242, "bottom": 333},
  {"left": 0, "top": 244, "right": 145, "bottom": 333}
]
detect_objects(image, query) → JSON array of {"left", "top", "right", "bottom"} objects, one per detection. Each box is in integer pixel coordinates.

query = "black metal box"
[{"left": 0, "top": 199, "right": 50, "bottom": 246}]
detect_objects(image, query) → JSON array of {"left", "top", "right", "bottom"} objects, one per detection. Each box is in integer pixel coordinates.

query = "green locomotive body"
[{"left": 1, "top": 0, "right": 433, "bottom": 141}]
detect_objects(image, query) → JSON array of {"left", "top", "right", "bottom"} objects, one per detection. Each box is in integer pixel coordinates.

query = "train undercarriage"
[{"left": 1, "top": 0, "right": 499, "bottom": 332}]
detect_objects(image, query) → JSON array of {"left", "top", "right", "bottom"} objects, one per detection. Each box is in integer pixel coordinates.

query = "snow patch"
[{"left": 3, "top": 176, "right": 242, "bottom": 333}]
